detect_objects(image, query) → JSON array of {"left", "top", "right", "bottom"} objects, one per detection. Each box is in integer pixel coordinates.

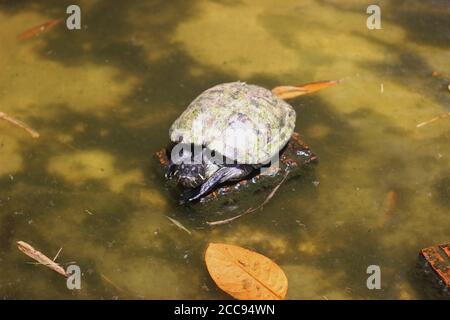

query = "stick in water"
[
  {"left": 0, "top": 112, "right": 40, "bottom": 138},
  {"left": 166, "top": 216, "right": 192, "bottom": 235},
  {"left": 17, "top": 241, "right": 67, "bottom": 277},
  {"left": 416, "top": 111, "right": 450, "bottom": 128},
  {"left": 207, "top": 171, "right": 290, "bottom": 226}
]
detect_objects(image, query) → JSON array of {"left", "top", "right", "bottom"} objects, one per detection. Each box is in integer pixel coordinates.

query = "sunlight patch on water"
[
  {"left": 47, "top": 150, "right": 145, "bottom": 193},
  {"left": 174, "top": 1, "right": 299, "bottom": 78}
]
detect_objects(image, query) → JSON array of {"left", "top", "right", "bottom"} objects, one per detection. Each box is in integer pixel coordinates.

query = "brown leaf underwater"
[{"left": 205, "top": 243, "right": 288, "bottom": 300}]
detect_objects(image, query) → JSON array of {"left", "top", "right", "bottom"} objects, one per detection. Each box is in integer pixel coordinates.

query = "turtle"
[
  {"left": 166, "top": 80, "right": 338, "bottom": 202},
  {"left": 166, "top": 81, "right": 296, "bottom": 202}
]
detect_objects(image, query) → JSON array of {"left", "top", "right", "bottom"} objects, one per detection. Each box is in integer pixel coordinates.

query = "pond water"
[{"left": 0, "top": 0, "right": 449, "bottom": 299}]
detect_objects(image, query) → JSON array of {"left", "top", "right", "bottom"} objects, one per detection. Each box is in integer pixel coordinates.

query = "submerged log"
[{"left": 154, "top": 132, "right": 318, "bottom": 217}]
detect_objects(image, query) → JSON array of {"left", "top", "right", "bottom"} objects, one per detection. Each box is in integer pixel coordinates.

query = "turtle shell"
[{"left": 169, "top": 82, "right": 296, "bottom": 164}]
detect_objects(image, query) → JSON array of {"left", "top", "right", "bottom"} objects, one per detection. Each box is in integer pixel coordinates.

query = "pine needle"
[{"left": 166, "top": 216, "right": 192, "bottom": 235}]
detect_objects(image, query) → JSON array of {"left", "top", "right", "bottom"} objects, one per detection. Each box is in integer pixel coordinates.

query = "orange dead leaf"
[
  {"left": 17, "top": 18, "right": 63, "bottom": 41},
  {"left": 272, "top": 79, "right": 341, "bottom": 100},
  {"left": 205, "top": 243, "right": 288, "bottom": 300}
]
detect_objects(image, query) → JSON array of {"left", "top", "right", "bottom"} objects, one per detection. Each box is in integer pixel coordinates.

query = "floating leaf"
[
  {"left": 205, "top": 243, "right": 288, "bottom": 300},
  {"left": 17, "top": 18, "right": 63, "bottom": 41},
  {"left": 272, "top": 79, "right": 341, "bottom": 100}
]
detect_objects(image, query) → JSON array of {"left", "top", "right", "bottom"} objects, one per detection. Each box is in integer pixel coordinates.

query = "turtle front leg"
[
  {"left": 271, "top": 79, "right": 341, "bottom": 100},
  {"left": 183, "top": 165, "right": 254, "bottom": 202}
]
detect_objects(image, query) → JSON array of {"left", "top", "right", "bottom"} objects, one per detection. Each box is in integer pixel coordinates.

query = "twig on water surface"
[
  {"left": 17, "top": 241, "right": 67, "bottom": 277},
  {"left": 0, "top": 112, "right": 40, "bottom": 138},
  {"left": 416, "top": 111, "right": 450, "bottom": 128},
  {"left": 206, "top": 171, "right": 290, "bottom": 226},
  {"left": 166, "top": 216, "right": 192, "bottom": 235}
]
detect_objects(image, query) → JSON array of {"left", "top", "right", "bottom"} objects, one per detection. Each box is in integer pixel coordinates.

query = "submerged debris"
[
  {"left": 166, "top": 216, "right": 192, "bottom": 235},
  {"left": 379, "top": 190, "right": 398, "bottom": 228},
  {"left": 0, "top": 112, "right": 39, "bottom": 138},
  {"left": 17, "top": 18, "right": 63, "bottom": 41},
  {"left": 416, "top": 111, "right": 450, "bottom": 128},
  {"left": 431, "top": 71, "right": 441, "bottom": 77}
]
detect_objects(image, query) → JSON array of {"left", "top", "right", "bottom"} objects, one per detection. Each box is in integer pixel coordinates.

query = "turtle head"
[
  {"left": 169, "top": 143, "right": 208, "bottom": 189},
  {"left": 177, "top": 163, "right": 206, "bottom": 188}
]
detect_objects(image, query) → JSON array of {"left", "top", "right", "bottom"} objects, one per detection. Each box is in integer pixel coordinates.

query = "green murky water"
[{"left": 0, "top": 0, "right": 449, "bottom": 299}]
